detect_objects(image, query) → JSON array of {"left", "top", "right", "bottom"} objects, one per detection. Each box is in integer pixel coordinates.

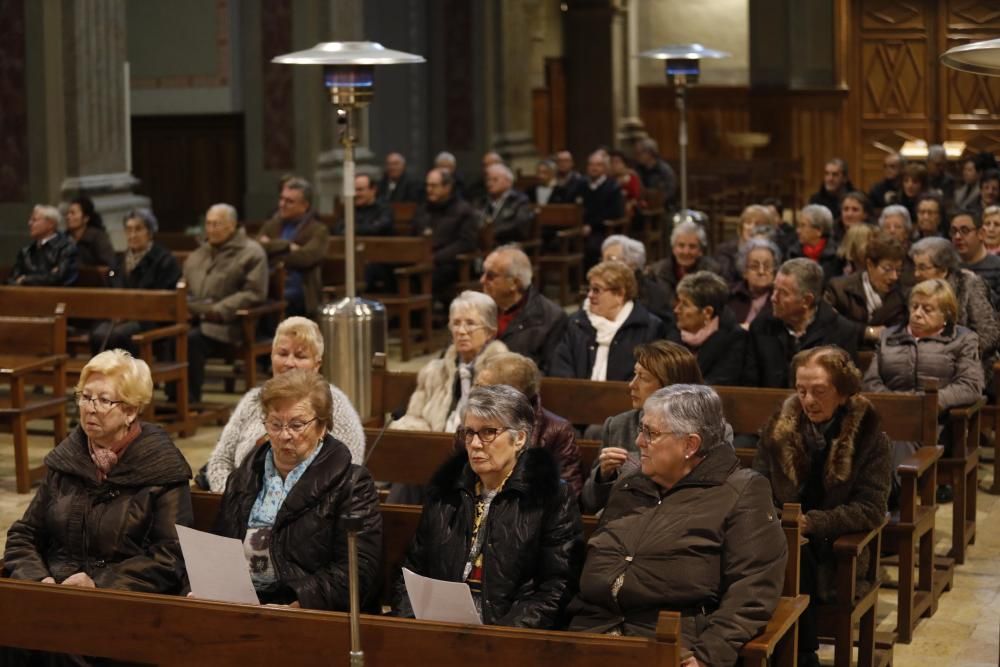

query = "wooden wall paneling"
[
  {"left": 532, "top": 89, "right": 552, "bottom": 156},
  {"left": 548, "top": 58, "right": 567, "bottom": 153},
  {"left": 637, "top": 86, "right": 751, "bottom": 162}
]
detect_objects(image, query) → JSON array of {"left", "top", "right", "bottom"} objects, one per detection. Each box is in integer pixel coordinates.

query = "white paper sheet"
[
  {"left": 176, "top": 524, "right": 260, "bottom": 605},
  {"left": 402, "top": 567, "right": 483, "bottom": 625}
]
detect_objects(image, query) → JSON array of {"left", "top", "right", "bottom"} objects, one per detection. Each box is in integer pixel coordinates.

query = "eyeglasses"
[
  {"left": 587, "top": 285, "right": 613, "bottom": 296},
  {"left": 950, "top": 226, "right": 977, "bottom": 237},
  {"left": 461, "top": 426, "right": 512, "bottom": 445},
  {"left": 481, "top": 270, "right": 503, "bottom": 281},
  {"left": 75, "top": 392, "right": 124, "bottom": 413},
  {"left": 639, "top": 424, "right": 681, "bottom": 442},
  {"left": 747, "top": 262, "right": 774, "bottom": 274},
  {"left": 263, "top": 417, "right": 317, "bottom": 436},
  {"left": 450, "top": 321, "right": 488, "bottom": 333},
  {"left": 873, "top": 263, "right": 900, "bottom": 276}
]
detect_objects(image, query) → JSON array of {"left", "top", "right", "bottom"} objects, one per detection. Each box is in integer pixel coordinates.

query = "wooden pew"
[
  {"left": 0, "top": 578, "right": 684, "bottom": 666},
  {"left": 0, "top": 285, "right": 193, "bottom": 436},
  {"left": 535, "top": 204, "right": 585, "bottom": 305},
  {"left": 0, "top": 310, "right": 68, "bottom": 493}
]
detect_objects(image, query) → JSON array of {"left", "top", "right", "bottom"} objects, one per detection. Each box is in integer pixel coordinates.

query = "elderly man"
[
  {"left": 551, "top": 149, "right": 586, "bottom": 204},
  {"left": 950, "top": 210, "right": 1000, "bottom": 306},
  {"left": 634, "top": 138, "right": 677, "bottom": 205},
  {"left": 7, "top": 205, "right": 78, "bottom": 285},
  {"left": 412, "top": 168, "right": 480, "bottom": 303},
  {"left": 467, "top": 150, "right": 505, "bottom": 206},
  {"left": 808, "top": 158, "right": 855, "bottom": 221},
  {"left": 867, "top": 152, "right": 904, "bottom": 212},
  {"left": 433, "top": 151, "right": 467, "bottom": 199},
  {"left": 377, "top": 151, "right": 423, "bottom": 202},
  {"left": 478, "top": 163, "right": 535, "bottom": 244},
  {"left": 337, "top": 173, "right": 393, "bottom": 236},
  {"left": 480, "top": 245, "right": 567, "bottom": 373},
  {"left": 184, "top": 203, "right": 269, "bottom": 402},
  {"left": 581, "top": 150, "right": 626, "bottom": 267},
  {"left": 744, "top": 258, "right": 862, "bottom": 387},
  {"left": 258, "top": 177, "right": 328, "bottom": 317}
]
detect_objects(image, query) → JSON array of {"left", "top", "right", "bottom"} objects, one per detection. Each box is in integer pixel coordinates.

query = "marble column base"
[
  {"left": 60, "top": 173, "right": 151, "bottom": 251},
  {"left": 616, "top": 116, "right": 648, "bottom": 150},
  {"left": 315, "top": 146, "right": 379, "bottom": 215},
  {"left": 492, "top": 131, "right": 538, "bottom": 176}
]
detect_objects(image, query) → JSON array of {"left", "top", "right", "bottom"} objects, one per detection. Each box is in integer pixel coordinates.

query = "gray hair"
[
  {"left": 282, "top": 177, "right": 313, "bottom": 206},
  {"left": 435, "top": 151, "right": 457, "bottom": 168},
  {"left": 602, "top": 234, "right": 646, "bottom": 270},
  {"left": 207, "top": 203, "right": 238, "bottom": 224},
  {"left": 879, "top": 204, "right": 912, "bottom": 232},
  {"left": 125, "top": 208, "right": 159, "bottom": 234},
  {"left": 800, "top": 204, "right": 833, "bottom": 236},
  {"left": 910, "top": 237, "right": 960, "bottom": 276},
  {"left": 34, "top": 205, "right": 61, "bottom": 226},
  {"left": 449, "top": 290, "right": 498, "bottom": 332},
  {"left": 274, "top": 316, "right": 324, "bottom": 360},
  {"left": 636, "top": 137, "right": 660, "bottom": 156},
  {"left": 463, "top": 384, "right": 535, "bottom": 446},
  {"left": 493, "top": 244, "right": 533, "bottom": 289},
  {"left": 644, "top": 384, "right": 726, "bottom": 456},
  {"left": 670, "top": 219, "right": 708, "bottom": 249},
  {"left": 736, "top": 237, "right": 781, "bottom": 274},
  {"left": 778, "top": 258, "right": 824, "bottom": 300},
  {"left": 676, "top": 271, "right": 729, "bottom": 316},
  {"left": 487, "top": 163, "right": 514, "bottom": 184}
]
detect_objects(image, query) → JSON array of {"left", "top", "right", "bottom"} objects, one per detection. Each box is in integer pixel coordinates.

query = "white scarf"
[
  {"left": 861, "top": 271, "right": 882, "bottom": 318},
  {"left": 585, "top": 300, "right": 634, "bottom": 381},
  {"left": 445, "top": 361, "right": 474, "bottom": 432}
]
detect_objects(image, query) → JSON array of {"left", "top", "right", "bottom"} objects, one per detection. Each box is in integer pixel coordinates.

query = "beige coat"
[
  {"left": 392, "top": 340, "right": 509, "bottom": 432},
  {"left": 183, "top": 228, "right": 268, "bottom": 343}
]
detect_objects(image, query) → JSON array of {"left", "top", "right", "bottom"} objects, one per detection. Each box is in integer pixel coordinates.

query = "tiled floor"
[{"left": 1, "top": 354, "right": 998, "bottom": 665}]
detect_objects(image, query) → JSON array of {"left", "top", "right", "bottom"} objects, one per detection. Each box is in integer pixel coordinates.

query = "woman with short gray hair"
[
  {"left": 645, "top": 218, "right": 722, "bottom": 313},
  {"left": 728, "top": 238, "right": 781, "bottom": 328},
  {"left": 790, "top": 204, "right": 843, "bottom": 283},
  {"left": 674, "top": 271, "right": 747, "bottom": 385},
  {"left": 393, "top": 385, "right": 583, "bottom": 628},
  {"left": 570, "top": 384, "right": 786, "bottom": 666}
]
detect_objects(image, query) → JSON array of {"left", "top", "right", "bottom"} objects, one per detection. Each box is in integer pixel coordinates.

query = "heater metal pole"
[
  {"left": 676, "top": 82, "right": 688, "bottom": 212},
  {"left": 340, "top": 108, "right": 357, "bottom": 299},
  {"left": 345, "top": 515, "right": 364, "bottom": 666}
]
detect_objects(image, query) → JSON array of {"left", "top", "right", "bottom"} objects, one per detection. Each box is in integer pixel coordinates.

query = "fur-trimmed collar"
[
  {"left": 428, "top": 446, "right": 562, "bottom": 507},
  {"left": 761, "top": 393, "right": 877, "bottom": 489}
]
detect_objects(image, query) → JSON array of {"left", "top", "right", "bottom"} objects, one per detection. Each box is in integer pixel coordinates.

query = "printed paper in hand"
[
  {"left": 402, "top": 567, "right": 482, "bottom": 625},
  {"left": 176, "top": 524, "right": 260, "bottom": 605}
]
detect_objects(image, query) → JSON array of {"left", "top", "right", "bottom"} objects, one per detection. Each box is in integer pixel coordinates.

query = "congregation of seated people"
[{"left": 5, "top": 142, "right": 1000, "bottom": 667}]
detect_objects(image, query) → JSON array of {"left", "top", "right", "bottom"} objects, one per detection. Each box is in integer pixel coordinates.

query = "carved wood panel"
[
  {"left": 862, "top": 0, "right": 927, "bottom": 30},
  {"left": 861, "top": 40, "right": 928, "bottom": 119}
]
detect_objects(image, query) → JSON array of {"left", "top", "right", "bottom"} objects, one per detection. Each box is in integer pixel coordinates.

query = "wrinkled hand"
[
  {"left": 798, "top": 513, "right": 810, "bottom": 535},
  {"left": 680, "top": 657, "right": 706, "bottom": 667},
  {"left": 265, "top": 601, "right": 301, "bottom": 609},
  {"left": 40, "top": 576, "right": 56, "bottom": 584},
  {"left": 61, "top": 572, "right": 96, "bottom": 588},
  {"left": 259, "top": 234, "right": 271, "bottom": 244},
  {"left": 598, "top": 447, "right": 629, "bottom": 481},
  {"left": 290, "top": 243, "right": 301, "bottom": 252}
]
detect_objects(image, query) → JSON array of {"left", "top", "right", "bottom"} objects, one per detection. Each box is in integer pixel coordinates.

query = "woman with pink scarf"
[{"left": 674, "top": 271, "right": 748, "bottom": 386}]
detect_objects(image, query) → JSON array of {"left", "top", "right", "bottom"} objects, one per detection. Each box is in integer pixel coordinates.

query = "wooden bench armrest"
[
  {"left": 454, "top": 251, "right": 480, "bottom": 263},
  {"left": 129, "top": 323, "right": 188, "bottom": 344},
  {"left": 897, "top": 444, "right": 943, "bottom": 477},
  {"left": 831, "top": 521, "right": 884, "bottom": 557},
  {"left": 235, "top": 301, "right": 285, "bottom": 319},
  {"left": 556, "top": 227, "right": 583, "bottom": 239},
  {"left": 393, "top": 263, "right": 434, "bottom": 278},
  {"left": 739, "top": 595, "right": 810, "bottom": 659},
  {"left": 0, "top": 354, "right": 69, "bottom": 377},
  {"left": 947, "top": 398, "right": 985, "bottom": 420}
]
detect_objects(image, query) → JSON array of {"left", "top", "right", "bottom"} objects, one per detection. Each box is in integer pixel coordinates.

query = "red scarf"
[
  {"left": 800, "top": 238, "right": 827, "bottom": 262},
  {"left": 88, "top": 421, "right": 141, "bottom": 483}
]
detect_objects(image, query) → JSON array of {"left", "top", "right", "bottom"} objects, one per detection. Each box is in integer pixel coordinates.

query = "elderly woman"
[
  {"left": 714, "top": 204, "right": 773, "bottom": 282},
  {"left": 915, "top": 193, "right": 946, "bottom": 239},
  {"left": 983, "top": 205, "right": 1000, "bottom": 254},
  {"left": 392, "top": 385, "right": 584, "bottom": 627},
  {"left": 728, "top": 238, "right": 781, "bottom": 329},
  {"left": 213, "top": 369, "right": 381, "bottom": 609},
  {"left": 4, "top": 350, "right": 193, "bottom": 591},
  {"left": 789, "top": 204, "right": 842, "bottom": 283},
  {"left": 205, "top": 316, "right": 364, "bottom": 492},
  {"left": 645, "top": 220, "right": 722, "bottom": 311},
  {"left": 863, "top": 280, "right": 984, "bottom": 465},
  {"left": 470, "top": 352, "right": 584, "bottom": 496},
  {"left": 65, "top": 195, "right": 115, "bottom": 268},
  {"left": 394, "top": 290, "right": 508, "bottom": 432},
  {"left": 88, "top": 208, "right": 182, "bottom": 355},
  {"left": 910, "top": 237, "right": 999, "bottom": 373},
  {"left": 552, "top": 260, "right": 673, "bottom": 382},
  {"left": 823, "top": 232, "right": 908, "bottom": 345},
  {"left": 675, "top": 271, "right": 747, "bottom": 385},
  {"left": 570, "top": 385, "right": 786, "bottom": 667},
  {"left": 753, "top": 346, "right": 892, "bottom": 667},
  {"left": 580, "top": 340, "right": 703, "bottom": 513},
  {"left": 602, "top": 234, "right": 672, "bottom": 322}
]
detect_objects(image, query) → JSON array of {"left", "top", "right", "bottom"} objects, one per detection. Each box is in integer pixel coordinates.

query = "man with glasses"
[
  {"left": 950, "top": 210, "right": 1000, "bottom": 306},
  {"left": 480, "top": 245, "right": 567, "bottom": 374}
]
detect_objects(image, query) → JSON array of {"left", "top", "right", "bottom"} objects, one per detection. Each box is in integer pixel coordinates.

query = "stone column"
[{"left": 54, "top": 0, "right": 149, "bottom": 250}]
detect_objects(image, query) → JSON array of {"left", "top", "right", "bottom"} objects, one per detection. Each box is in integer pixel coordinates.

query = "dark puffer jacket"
[
  {"left": 550, "top": 301, "right": 677, "bottom": 381},
  {"left": 498, "top": 286, "right": 568, "bottom": 375},
  {"left": 752, "top": 394, "right": 891, "bottom": 601},
  {"left": 685, "top": 311, "right": 748, "bottom": 386},
  {"left": 110, "top": 243, "right": 181, "bottom": 290},
  {"left": 823, "top": 271, "right": 908, "bottom": 329},
  {"left": 213, "top": 434, "right": 382, "bottom": 611},
  {"left": 569, "top": 445, "right": 786, "bottom": 667},
  {"left": 392, "top": 448, "right": 584, "bottom": 628},
  {"left": 3, "top": 423, "right": 193, "bottom": 592},
  {"left": 7, "top": 232, "right": 79, "bottom": 286}
]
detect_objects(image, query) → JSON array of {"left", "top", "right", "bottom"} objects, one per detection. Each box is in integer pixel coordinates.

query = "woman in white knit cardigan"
[{"left": 205, "top": 317, "right": 365, "bottom": 493}]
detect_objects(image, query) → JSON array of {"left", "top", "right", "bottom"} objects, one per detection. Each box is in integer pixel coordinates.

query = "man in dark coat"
[
  {"left": 634, "top": 137, "right": 677, "bottom": 206},
  {"left": 581, "top": 151, "right": 625, "bottom": 268},
  {"left": 258, "top": 177, "right": 329, "bottom": 317},
  {"left": 808, "top": 158, "right": 855, "bottom": 222},
  {"left": 480, "top": 245, "right": 567, "bottom": 374},
  {"left": 479, "top": 163, "right": 536, "bottom": 245},
  {"left": 745, "top": 258, "right": 862, "bottom": 387},
  {"left": 411, "top": 168, "right": 481, "bottom": 303},
  {"left": 550, "top": 149, "right": 586, "bottom": 204},
  {"left": 951, "top": 210, "right": 1000, "bottom": 306},
  {"left": 867, "top": 152, "right": 903, "bottom": 213},
  {"left": 336, "top": 173, "right": 393, "bottom": 236},
  {"left": 377, "top": 151, "right": 423, "bottom": 202},
  {"left": 8, "top": 204, "right": 78, "bottom": 286}
]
